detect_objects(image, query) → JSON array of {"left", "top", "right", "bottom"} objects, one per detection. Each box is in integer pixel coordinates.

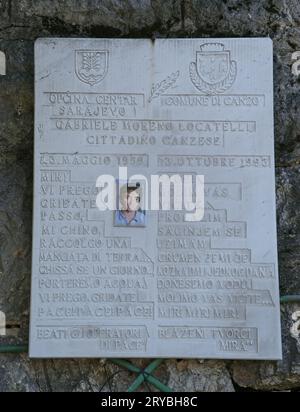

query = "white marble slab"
[{"left": 29, "top": 38, "right": 282, "bottom": 359}]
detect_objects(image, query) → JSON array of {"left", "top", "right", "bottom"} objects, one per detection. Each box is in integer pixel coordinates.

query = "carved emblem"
[
  {"left": 75, "top": 50, "right": 108, "bottom": 86},
  {"left": 190, "top": 43, "right": 237, "bottom": 94}
]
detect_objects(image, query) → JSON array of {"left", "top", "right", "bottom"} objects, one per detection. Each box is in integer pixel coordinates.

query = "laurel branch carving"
[
  {"left": 189, "top": 61, "right": 237, "bottom": 95},
  {"left": 148, "top": 70, "right": 180, "bottom": 102}
]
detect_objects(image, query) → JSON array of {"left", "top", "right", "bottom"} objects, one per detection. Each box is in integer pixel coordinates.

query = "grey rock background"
[{"left": 0, "top": 0, "right": 299, "bottom": 392}]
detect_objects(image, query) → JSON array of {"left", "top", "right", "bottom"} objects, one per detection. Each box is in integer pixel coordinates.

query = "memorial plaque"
[{"left": 30, "top": 38, "right": 282, "bottom": 359}]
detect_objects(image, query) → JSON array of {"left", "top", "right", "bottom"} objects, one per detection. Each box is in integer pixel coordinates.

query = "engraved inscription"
[{"left": 158, "top": 326, "right": 258, "bottom": 353}]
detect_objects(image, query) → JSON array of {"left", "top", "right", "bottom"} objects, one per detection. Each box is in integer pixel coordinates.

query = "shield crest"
[
  {"left": 196, "top": 51, "right": 230, "bottom": 85},
  {"left": 75, "top": 50, "right": 108, "bottom": 86}
]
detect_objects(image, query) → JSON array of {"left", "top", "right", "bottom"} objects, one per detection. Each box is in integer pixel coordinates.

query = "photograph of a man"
[{"left": 114, "top": 182, "right": 145, "bottom": 226}]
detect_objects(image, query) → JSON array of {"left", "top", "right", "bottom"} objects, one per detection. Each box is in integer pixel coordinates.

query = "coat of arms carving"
[
  {"left": 75, "top": 50, "right": 108, "bottom": 86},
  {"left": 190, "top": 43, "right": 237, "bottom": 94}
]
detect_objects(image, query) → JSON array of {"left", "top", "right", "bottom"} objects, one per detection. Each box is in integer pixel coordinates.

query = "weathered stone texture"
[
  {"left": 165, "top": 360, "right": 235, "bottom": 392},
  {"left": 231, "top": 304, "right": 300, "bottom": 391},
  {"left": 0, "top": 0, "right": 299, "bottom": 391}
]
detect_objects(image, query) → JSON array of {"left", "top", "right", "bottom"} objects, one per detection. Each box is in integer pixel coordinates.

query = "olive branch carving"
[{"left": 148, "top": 70, "right": 180, "bottom": 102}]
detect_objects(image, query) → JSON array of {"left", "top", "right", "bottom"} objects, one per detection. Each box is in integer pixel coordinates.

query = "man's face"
[{"left": 121, "top": 189, "right": 140, "bottom": 211}]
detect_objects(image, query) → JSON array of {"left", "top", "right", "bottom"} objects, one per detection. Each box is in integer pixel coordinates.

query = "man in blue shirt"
[{"left": 115, "top": 183, "right": 145, "bottom": 226}]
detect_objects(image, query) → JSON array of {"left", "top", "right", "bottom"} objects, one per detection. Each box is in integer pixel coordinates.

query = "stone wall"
[{"left": 0, "top": 0, "right": 299, "bottom": 392}]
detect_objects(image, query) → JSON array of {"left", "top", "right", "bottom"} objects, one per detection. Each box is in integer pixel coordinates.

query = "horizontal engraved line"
[
  {"left": 163, "top": 94, "right": 265, "bottom": 97},
  {"left": 43, "top": 92, "right": 145, "bottom": 96},
  {"left": 49, "top": 117, "right": 256, "bottom": 123},
  {"left": 157, "top": 154, "right": 270, "bottom": 158},
  {"left": 35, "top": 324, "right": 148, "bottom": 327},
  {"left": 39, "top": 152, "right": 148, "bottom": 155}
]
